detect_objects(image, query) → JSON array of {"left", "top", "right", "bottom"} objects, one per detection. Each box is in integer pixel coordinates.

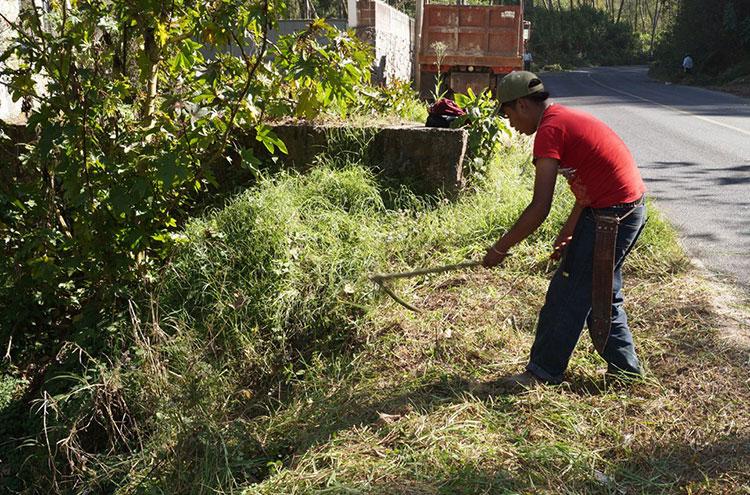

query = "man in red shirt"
[{"left": 483, "top": 71, "right": 647, "bottom": 388}]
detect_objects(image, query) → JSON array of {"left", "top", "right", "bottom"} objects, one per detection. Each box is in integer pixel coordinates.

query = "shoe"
[{"left": 499, "top": 370, "right": 547, "bottom": 391}]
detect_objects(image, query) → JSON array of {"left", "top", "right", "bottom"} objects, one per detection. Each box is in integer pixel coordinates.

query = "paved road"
[{"left": 541, "top": 66, "right": 750, "bottom": 290}]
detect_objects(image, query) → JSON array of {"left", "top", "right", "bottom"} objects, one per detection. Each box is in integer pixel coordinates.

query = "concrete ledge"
[
  {"left": 265, "top": 123, "right": 468, "bottom": 195},
  {"left": 2, "top": 121, "right": 470, "bottom": 196}
]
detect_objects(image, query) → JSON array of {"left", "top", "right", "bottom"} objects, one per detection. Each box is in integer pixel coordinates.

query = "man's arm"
[
  {"left": 550, "top": 201, "right": 584, "bottom": 261},
  {"left": 483, "top": 158, "right": 559, "bottom": 267}
]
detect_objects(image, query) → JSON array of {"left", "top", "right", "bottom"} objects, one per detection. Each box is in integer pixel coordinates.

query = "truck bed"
[{"left": 419, "top": 4, "right": 523, "bottom": 74}]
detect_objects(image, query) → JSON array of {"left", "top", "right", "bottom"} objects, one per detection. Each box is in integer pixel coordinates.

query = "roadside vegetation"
[
  {"left": 527, "top": 5, "right": 643, "bottom": 69},
  {"left": 2, "top": 0, "right": 750, "bottom": 493},
  {"left": 651, "top": 0, "right": 750, "bottom": 96},
  {"left": 3, "top": 134, "right": 749, "bottom": 492}
]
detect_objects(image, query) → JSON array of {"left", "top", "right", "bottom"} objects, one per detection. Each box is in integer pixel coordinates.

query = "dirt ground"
[
  {"left": 689, "top": 258, "right": 750, "bottom": 352},
  {"left": 712, "top": 77, "right": 750, "bottom": 99}
]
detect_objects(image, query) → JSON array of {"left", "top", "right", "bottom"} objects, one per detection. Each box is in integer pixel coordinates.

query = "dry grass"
[
  {"left": 244, "top": 263, "right": 750, "bottom": 494},
  {"left": 5, "top": 145, "right": 748, "bottom": 494}
]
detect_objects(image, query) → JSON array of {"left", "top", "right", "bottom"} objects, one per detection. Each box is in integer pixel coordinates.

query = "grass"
[
  {"left": 2, "top": 140, "right": 749, "bottom": 494},
  {"left": 244, "top": 267, "right": 750, "bottom": 494}
]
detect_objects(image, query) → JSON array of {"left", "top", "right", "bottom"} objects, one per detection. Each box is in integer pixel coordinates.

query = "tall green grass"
[{"left": 3, "top": 143, "right": 691, "bottom": 494}]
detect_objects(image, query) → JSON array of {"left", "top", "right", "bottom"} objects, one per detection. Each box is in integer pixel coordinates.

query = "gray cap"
[{"left": 497, "top": 71, "right": 546, "bottom": 104}]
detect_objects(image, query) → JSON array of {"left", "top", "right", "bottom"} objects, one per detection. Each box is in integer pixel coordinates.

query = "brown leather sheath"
[{"left": 590, "top": 214, "right": 619, "bottom": 355}]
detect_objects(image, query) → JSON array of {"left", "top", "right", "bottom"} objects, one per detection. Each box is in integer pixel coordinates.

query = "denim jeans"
[{"left": 526, "top": 202, "right": 647, "bottom": 383}]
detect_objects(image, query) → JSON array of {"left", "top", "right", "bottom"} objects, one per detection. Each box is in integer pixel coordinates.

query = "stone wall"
[
  {"left": 2, "top": 121, "right": 468, "bottom": 198},
  {"left": 355, "top": 0, "right": 414, "bottom": 85}
]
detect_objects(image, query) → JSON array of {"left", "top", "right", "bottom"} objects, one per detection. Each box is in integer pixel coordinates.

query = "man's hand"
[{"left": 483, "top": 245, "right": 509, "bottom": 268}]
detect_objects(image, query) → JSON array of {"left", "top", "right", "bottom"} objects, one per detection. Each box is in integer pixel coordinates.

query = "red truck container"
[{"left": 418, "top": 0, "right": 528, "bottom": 99}]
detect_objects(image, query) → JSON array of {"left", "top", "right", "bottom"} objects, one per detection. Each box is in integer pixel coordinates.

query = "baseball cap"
[{"left": 497, "top": 71, "right": 547, "bottom": 105}]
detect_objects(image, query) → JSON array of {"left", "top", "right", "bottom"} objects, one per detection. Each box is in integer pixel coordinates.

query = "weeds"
[{"left": 2, "top": 143, "right": 747, "bottom": 494}]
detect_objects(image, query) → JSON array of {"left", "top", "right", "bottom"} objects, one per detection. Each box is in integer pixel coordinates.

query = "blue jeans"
[{"left": 526, "top": 203, "right": 647, "bottom": 383}]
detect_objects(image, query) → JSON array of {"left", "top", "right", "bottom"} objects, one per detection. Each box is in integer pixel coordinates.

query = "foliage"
[
  {"left": 452, "top": 88, "right": 512, "bottom": 177},
  {"left": 2, "top": 165, "right": 390, "bottom": 492},
  {"left": 429, "top": 41, "right": 450, "bottom": 101},
  {"left": 271, "top": 20, "right": 373, "bottom": 119},
  {"left": 0, "top": 3, "right": 374, "bottom": 361},
  {"left": 527, "top": 5, "right": 642, "bottom": 67},
  {"left": 354, "top": 79, "right": 429, "bottom": 123},
  {"left": 1, "top": 143, "right": 694, "bottom": 492},
  {"left": 652, "top": 0, "right": 750, "bottom": 80}
]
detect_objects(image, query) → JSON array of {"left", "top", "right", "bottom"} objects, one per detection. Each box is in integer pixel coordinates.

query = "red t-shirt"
[{"left": 533, "top": 104, "right": 646, "bottom": 208}]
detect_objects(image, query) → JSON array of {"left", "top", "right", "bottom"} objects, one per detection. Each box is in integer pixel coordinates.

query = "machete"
[{"left": 370, "top": 261, "right": 482, "bottom": 312}]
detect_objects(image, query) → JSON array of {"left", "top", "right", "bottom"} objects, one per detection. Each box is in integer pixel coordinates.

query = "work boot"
[{"left": 499, "top": 370, "right": 547, "bottom": 391}]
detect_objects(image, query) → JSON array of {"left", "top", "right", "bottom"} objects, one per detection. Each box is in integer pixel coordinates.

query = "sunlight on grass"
[{"left": 10, "top": 140, "right": 747, "bottom": 494}]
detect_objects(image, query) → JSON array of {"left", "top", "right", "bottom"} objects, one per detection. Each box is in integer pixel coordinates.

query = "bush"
[
  {"left": 452, "top": 88, "right": 512, "bottom": 177},
  {"left": 159, "top": 166, "right": 388, "bottom": 379},
  {"left": 354, "top": 79, "right": 429, "bottom": 123},
  {"left": 3, "top": 164, "right": 392, "bottom": 492},
  {"left": 0, "top": 4, "right": 375, "bottom": 366}
]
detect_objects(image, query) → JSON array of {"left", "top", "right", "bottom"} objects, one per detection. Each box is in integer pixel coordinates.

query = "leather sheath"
[{"left": 590, "top": 214, "right": 619, "bottom": 355}]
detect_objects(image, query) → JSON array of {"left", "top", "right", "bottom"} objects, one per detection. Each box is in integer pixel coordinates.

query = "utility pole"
[{"left": 414, "top": 0, "right": 424, "bottom": 95}]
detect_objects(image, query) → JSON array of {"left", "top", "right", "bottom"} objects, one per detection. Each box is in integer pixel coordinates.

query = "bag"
[{"left": 425, "top": 98, "right": 466, "bottom": 128}]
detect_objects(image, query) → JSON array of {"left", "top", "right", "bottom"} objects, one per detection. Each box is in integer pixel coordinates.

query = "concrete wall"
[
  {"left": 355, "top": 0, "right": 414, "bottom": 85},
  {"left": 0, "top": 0, "right": 22, "bottom": 123},
  {"left": 251, "top": 123, "right": 468, "bottom": 195}
]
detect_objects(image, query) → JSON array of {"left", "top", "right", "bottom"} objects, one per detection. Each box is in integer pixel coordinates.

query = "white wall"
[
  {"left": 355, "top": 0, "right": 414, "bottom": 85},
  {"left": 374, "top": 0, "right": 413, "bottom": 84},
  {"left": 0, "top": 0, "right": 23, "bottom": 122}
]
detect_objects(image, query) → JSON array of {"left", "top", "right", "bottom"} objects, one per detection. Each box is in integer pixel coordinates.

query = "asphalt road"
[{"left": 541, "top": 66, "right": 750, "bottom": 290}]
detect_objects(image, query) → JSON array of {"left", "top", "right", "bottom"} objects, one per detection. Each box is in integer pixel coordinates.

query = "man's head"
[{"left": 497, "top": 71, "right": 550, "bottom": 135}]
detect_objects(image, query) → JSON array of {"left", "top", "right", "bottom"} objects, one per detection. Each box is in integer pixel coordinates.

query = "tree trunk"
[
  {"left": 648, "top": 0, "right": 661, "bottom": 57},
  {"left": 616, "top": 0, "right": 625, "bottom": 23},
  {"left": 142, "top": 27, "right": 160, "bottom": 119}
]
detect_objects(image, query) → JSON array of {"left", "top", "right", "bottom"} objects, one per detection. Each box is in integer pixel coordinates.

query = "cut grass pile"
[{"left": 1, "top": 142, "right": 748, "bottom": 494}]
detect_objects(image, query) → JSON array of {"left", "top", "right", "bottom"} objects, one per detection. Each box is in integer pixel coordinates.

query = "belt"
[{"left": 597, "top": 195, "right": 645, "bottom": 210}]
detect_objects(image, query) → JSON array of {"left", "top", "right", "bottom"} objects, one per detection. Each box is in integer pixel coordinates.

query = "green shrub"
[
  {"left": 527, "top": 5, "right": 641, "bottom": 68},
  {"left": 0, "top": 3, "right": 375, "bottom": 365},
  {"left": 159, "top": 166, "right": 388, "bottom": 376},
  {"left": 452, "top": 88, "right": 512, "bottom": 178},
  {"left": 355, "top": 79, "right": 429, "bottom": 123}
]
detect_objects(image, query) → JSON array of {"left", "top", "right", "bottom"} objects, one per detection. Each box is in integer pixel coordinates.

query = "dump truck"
[{"left": 417, "top": 0, "right": 529, "bottom": 99}]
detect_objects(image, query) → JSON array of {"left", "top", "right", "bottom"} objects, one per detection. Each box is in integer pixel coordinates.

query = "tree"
[
  {"left": 0, "top": 1, "right": 372, "bottom": 363},
  {"left": 653, "top": 0, "right": 750, "bottom": 77}
]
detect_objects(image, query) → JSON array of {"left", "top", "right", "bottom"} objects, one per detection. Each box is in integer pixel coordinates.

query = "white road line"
[{"left": 586, "top": 73, "right": 750, "bottom": 138}]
